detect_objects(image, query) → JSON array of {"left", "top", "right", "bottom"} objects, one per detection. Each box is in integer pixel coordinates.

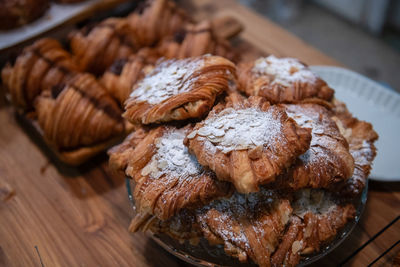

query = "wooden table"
[{"left": 0, "top": 0, "right": 399, "bottom": 266}]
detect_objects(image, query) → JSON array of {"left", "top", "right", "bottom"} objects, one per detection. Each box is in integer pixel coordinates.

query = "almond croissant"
[
  {"left": 271, "top": 190, "right": 355, "bottom": 267},
  {"left": 35, "top": 73, "right": 124, "bottom": 150},
  {"left": 124, "top": 55, "right": 235, "bottom": 124},
  {"left": 117, "top": 126, "right": 231, "bottom": 220},
  {"left": 331, "top": 100, "right": 378, "bottom": 196},
  {"left": 272, "top": 103, "right": 355, "bottom": 190},
  {"left": 185, "top": 94, "right": 312, "bottom": 193},
  {"left": 238, "top": 56, "right": 334, "bottom": 104},
  {"left": 2, "top": 38, "right": 80, "bottom": 110},
  {"left": 197, "top": 189, "right": 292, "bottom": 267}
]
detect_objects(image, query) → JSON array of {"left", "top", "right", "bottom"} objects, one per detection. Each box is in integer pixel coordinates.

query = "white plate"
[{"left": 310, "top": 66, "right": 400, "bottom": 182}]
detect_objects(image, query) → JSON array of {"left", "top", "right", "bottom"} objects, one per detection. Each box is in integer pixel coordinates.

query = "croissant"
[
  {"left": 127, "top": 0, "right": 189, "bottom": 47},
  {"left": 130, "top": 208, "right": 201, "bottom": 239},
  {"left": 294, "top": 189, "right": 355, "bottom": 255},
  {"left": 1, "top": 38, "right": 80, "bottom": 110},
  {"left": 197, "top": 189, "right": 292, "bottom": 267},
  {"left": 119, "top": 126, "right": 231, "bottom": 220},
  {"left": 272, "top": 103, "right": 354, "bottom": 190},
  {"left": 100, "top": 49, "right": 157, "bottom": 105},
  {"left": 124, "top": 55, "right": 235, "bottom": 124},
  {"left": 185, "top": 94, "right": 312, "bottom": 193},
  {"left": 237, "top": 56, "right": 334, "bottom": 104},
  {"left": 69, "top": 18, "right": 140, "bottom": 74},
  {"left": 270, "top": 189, "right": 355, "bottom": 266},
  {"left": 35, "top": 73, "right": 124, "bottom": 150},
  {"left": 331, "top": 100, "right": 378, "bottom": 196},
  {"left": 0, "top": 0, "right": 49, "bottom": 30},
  {"left": 157, "top": 20, "right": 235, "bottom": 60},
  {"left": 108, "top": 126, "right": 149, "bottom": 175}
]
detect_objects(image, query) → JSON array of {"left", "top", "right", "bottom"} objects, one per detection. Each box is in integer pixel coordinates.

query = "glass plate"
[{"left": 126, "top": 178, "right": 368, "bottom": 266}]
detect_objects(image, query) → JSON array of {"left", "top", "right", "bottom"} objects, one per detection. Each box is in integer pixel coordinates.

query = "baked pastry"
[
  {"left": 123, "top": 55, "right": 235, "bottom": 124},
  {"left": 185, "top": 94, "right": 312, "bottom": 193},
  {"left": 129, "top": 209, "right": 202, "bottom": 244},
  {"left": 0, "top": 0, "right": 49, "bottom": 30},
  {"left": 69, "top": 18, "right": 139, "bottom": 74},
  {"left": 157, "top": 20, "right": 235, "bottom": 60},
  {"left": 331, "top": 100, "right": 378, "bottom": 196},
  {"left": 100, "top": 50, "right": 157, "bottom": 105},
  {"left": 271, "top": 189, "right": 355, "bottom": 266},
  {"left": 272, "top": 103, "right": 355, "bottom": 190},
  {"left": 127, "top": 0, "right": 189, "bottom": 47},
  {"left": 35, "top": 73, "right": 124, "bottom": 150},
  {"left": 115, "top": 126, "right": 231, "bottom": 220},
  {"left": 108, "top": 126, "right": 149, "bottom": 175},
  {"left": 197, "top": 189, "right": 292, "bottom": 266},
  {"left": 2, "top": 38, "right": 80, "bottom": 110},
  {"left": 237, "top": 56, "right": 334, "bottom": 104}
]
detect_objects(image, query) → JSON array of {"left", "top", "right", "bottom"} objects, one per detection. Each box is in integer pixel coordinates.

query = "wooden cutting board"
[{"left": 0, "top": 0, "right": 399, "bottom": 266}]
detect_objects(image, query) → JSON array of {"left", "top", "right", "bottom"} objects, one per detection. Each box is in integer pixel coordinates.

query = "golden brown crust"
[
  {"left": 331, "top": 99, "right": 378, "bottom": 196},
  {"left": 127, "top": 0, "right": 189, "bottom": 47},
  {"left": 69, "top": 18, "right": 139, "bottom": 74},
  {"left": 301, "top": 204, "right": 355, "bottom": 254},
  {"left": 123, "top": 55, "right": 235, "bottom": 124},
  {"left": 197, "top": 190, "right": 292, "bottom": 267},
  {"left": 108, "top": 126, "right": 149, "bottom": 174},
  {"left": 35, "top": 73, "right": 124, "bottom": 150},
  {"left": 272, "top": 103, "right": 354, "bottom": 190},
  {"left": 100, "top": 51, "right": 156, "bottom": 105},
  {"left": 292, "top": 189, "right": 356, "bottom": 255},
  {"left": 1, "top": 38, "right": 79, "bottom": 110},
  {"left": 271, "top": 216, "right": 304, "bottom": 267},
  {"left": 270, "top": 189, "right": 356, "bottom": 266},
  {"left": 185, "top": 94, "right": 312, "bottom": 193},
  {"left": 237, "top": 56, "right": 334, "bottom": 104},
  {"left": 121, "top": 126, "right": 231, "bottom": 220},
  {"left": 157, "top": 20, "right": 235, "bottom": 60},
  {"left": 129, "top": 209, "right": 202, "bottom": 244},
  {"left": 0, "top": 0, "right": 49, "bottom": 30}
]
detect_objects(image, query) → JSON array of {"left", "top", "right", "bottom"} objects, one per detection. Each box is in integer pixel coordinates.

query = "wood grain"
[{"left": 0, "top": 0, "right": 399, "bottom": 267}]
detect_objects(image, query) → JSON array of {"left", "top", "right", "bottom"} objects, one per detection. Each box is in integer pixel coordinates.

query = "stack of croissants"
[{"left": 1, "top": 0, "right": 378, "bottom": 266}]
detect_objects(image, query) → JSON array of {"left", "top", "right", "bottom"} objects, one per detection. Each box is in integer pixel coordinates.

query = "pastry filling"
[
  {"left": 130, "top": 58, "right": 204, "bottom": 104},
  {"left": 141, "top": 128, "right": 202, "bottom": 178},
  {"left": 252, "top": 55, "right": 316, "bottom": 86},
  {"left": 187, "top": 107, "right": 283, "bottom": 154}
]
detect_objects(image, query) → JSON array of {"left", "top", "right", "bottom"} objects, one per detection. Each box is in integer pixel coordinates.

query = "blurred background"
[{"left": 238, "top": 0, "right": 400, "bottom": 91}]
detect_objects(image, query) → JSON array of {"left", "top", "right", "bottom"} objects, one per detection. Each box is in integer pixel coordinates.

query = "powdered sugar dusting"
[
  {"left": 285, "top": 105, "right": 326, "bottom": 165},
  {"left": 141, "top": 128, "right": 202, "bottom": 179},
  {"left": 200, "top": 189, "right": 276, "bottom": 246},
  {"left": 214, "top": 189, "right": 275, "bottom": 214},
  {"left": 188, "top": 107, "right": 283, "bottom": 154},
  {"left": 351, "top": 141, "right": 373, "bottom": 166},
  {"left": 130, "top": 58, "right": 204, "bottom": 104},
  {"left": 293, "top": 189, "right": 336, "bottom": 218},
  {"left": 252, "top": 55, "right": 316, "bottom": 87}
]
